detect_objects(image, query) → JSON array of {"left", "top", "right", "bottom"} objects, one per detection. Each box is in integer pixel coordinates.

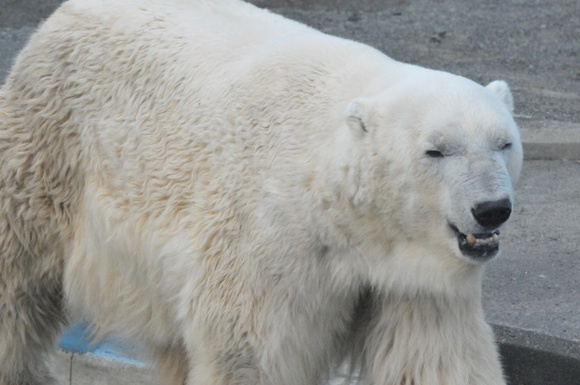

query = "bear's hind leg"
[{"left": 0, "top": 219, "right": 66, "bottom": 385}]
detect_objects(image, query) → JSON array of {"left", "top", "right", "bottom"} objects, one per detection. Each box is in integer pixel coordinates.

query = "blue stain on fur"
[
  {"left": 58, "top": 323, "right": 93, "bottom": 352},
  {"left": 58, "top": 323, "right": 145, "bottom": 367}
]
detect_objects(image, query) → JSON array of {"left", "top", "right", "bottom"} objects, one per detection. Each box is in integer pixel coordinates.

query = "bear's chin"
[{"left": 449, "top": 224, "right": 500, "bottom": 262}]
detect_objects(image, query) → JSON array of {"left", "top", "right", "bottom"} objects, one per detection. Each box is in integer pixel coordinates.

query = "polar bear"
[{"left": 0, "top": 0, "right": 522, "bottom": 384}]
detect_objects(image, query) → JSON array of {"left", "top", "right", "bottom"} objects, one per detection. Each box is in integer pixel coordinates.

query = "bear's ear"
[
  {"left": 486, "top": 80, "right": 514, "bottom": 113},
  {"left": 344, "top": 98, "right": 372, "bottom": 136}
]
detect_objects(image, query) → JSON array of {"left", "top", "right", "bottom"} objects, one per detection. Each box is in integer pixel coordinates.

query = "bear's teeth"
[
  {"left": 467, "top": 233, "right": 476, "bottom": 245},
  {"left": 466, "top": 233, "right": 499, "bottom": 246}
]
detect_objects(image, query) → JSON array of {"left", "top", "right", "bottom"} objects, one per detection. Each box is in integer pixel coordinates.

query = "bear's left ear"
[
  {"left": 344, "top": 97, "right": 372, "bottom": 137},
  {"left": 486, "top": 80, "right": 514, "bottom": 113}
]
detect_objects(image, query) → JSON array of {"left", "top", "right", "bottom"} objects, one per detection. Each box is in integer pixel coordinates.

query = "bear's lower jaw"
[{"left": 449, "top": 224, "right": 500, "bottom": 261}]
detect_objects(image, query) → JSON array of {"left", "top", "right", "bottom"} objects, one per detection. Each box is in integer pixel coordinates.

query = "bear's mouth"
[{"left": 449, "top": 224, "right": 500, "bottom": 261}]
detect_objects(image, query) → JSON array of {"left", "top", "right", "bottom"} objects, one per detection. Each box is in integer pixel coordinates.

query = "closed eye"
[
  {"left": 425, "top": 150, "right": 444, "bottom": 158},
  {"left": 501, "top": 142, "right": 513, "bottom": 151}
]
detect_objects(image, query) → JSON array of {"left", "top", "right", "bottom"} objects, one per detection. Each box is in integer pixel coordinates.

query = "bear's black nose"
[{"left": 472, "top": 198, "right": 512, "bottom": 228}]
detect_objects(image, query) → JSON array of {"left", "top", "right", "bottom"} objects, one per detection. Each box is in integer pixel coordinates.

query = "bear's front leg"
[
  {"left": 181, "top": 298, "right": 328, "bottom": 385},
  {"left": 359, "top": 292, "right": 505, "bottom": 385},
  {"left": 179, "top": 267, "right": 355, "bottom": 385}
]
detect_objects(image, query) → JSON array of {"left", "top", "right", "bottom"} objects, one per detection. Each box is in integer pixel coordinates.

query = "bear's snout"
[{"left": 471, "top": 198, "right": 512, "bottom": 229}]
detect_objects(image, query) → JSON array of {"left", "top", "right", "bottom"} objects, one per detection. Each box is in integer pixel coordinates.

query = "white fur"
[{"left": 0, "top": 0, "right": 522, "bottom": 384}]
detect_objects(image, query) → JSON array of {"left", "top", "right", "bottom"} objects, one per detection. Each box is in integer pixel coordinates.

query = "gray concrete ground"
[{"left": 1, "top": 0, "right": 579, "bottom": 384}]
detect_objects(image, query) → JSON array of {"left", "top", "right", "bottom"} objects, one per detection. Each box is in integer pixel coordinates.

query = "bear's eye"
[
  {"left": 501, "top": 142, "right": 513, "bottom": 151},
  {"left": 425, "top": 150, "right": 444, "bottom": 158}
]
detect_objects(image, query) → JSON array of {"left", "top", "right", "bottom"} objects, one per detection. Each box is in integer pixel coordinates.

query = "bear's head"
[{"left": 340, "top": 72, "right": 523, "bottom": 264}]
